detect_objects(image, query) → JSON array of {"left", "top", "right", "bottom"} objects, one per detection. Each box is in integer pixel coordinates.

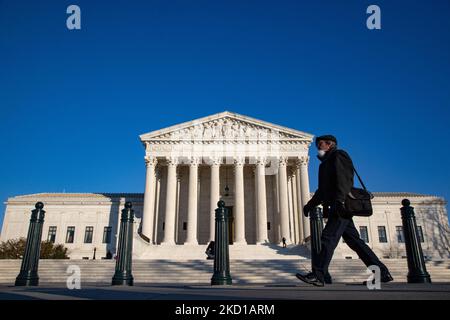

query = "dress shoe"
[{"left": 296, "top": 272, "right": 325, "bottom": 287}]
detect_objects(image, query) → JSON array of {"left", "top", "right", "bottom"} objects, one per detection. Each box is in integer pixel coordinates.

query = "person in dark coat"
[
  {"left": 205, "top": 241, "right": 215, "bottom": 260},
  {"left": 296, "top": 135, "right": 393, "bottom": 286}
]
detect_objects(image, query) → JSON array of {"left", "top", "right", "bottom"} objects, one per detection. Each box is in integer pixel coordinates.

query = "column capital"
[
  {"left": 256, "top": 156, "right": 267, "bottom": 166},
  {"left": 279, "top": 156, "right": 288, "bottom": 166},
  {"left": 189, "top": 157, "right": 201, "bottom": 166},
  {"left": 166, "top": 156, "right": 179, "bottom": 166},
  {"left": 296, "top": 156, "right": 309, "bottom": 167},
  {"left": 234, "top": 156, "right": 246, "bottom": 166},
  {"left": 209, "top": 156, "right": 222, "bottom": 166},
  {"left": 144, "top": 156, "right": 158, "bottom": 167}
]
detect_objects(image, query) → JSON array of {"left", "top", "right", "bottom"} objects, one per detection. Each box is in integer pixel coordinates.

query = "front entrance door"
[{"left": 225, "top": 206, "right": 234, "bottom": 245}]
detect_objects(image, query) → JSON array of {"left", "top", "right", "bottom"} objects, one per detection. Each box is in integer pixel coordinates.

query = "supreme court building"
[{"left": 1, "top": 112, "right": 449, "bottom": 260}]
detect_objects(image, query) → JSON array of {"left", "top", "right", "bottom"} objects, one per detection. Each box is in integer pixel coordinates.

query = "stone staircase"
[
  {"left": 1, "top": 259, "right": 449, "bottom": 285},
  {"left": 132, "top": 242, "right": 312, "bottom": 260}
]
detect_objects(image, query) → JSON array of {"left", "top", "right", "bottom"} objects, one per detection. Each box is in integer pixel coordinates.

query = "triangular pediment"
[{"left": 139, "top": 111, "right": 313, "bottom": 142}]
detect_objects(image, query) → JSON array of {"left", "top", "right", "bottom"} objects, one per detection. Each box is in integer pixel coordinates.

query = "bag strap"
[{"left": 353, "top": 167, "right": 368, "bottom": 191}]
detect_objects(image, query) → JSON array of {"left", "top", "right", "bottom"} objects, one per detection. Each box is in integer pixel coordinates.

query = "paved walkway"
[{"left": 1, "top": 283, "right": 449, "bottom": 300}]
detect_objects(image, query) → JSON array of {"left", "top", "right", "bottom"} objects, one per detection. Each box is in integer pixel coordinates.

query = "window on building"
[
  {"left": 417, "top": 226, "right": 424, "bottom": 243},
  {"left": 378, "top": 226, "right": 388, "bottom": 243},
  {"left": 47, "top": 226, "right": 57, "bottom": 243},
  {"left": 267, "top": 222, "right": 271, "bottom": 230},
  {"left": 162, "top": 222, "right": 165, "bottom": 230},
  {"left": 396, "top": 226, "right": 404, "bottom": 243},
  {"left": 103, "top": 226, "right": 112, "bottom": 244},
  {"left": 183, "top": 222, "right": 187, "bottom": 231},
  {"left": 84, "top": 226, "right": 94, "bottom": 243},
  {"left": 66, "top": 226, "right": 75, "bottom": 243},
  {"left": 359, "top": 226, "right": 369, "bottom": 243}
]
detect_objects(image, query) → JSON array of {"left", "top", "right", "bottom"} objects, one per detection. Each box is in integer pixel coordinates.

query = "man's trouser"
[{"left": 312, "top": 213, "right": 390, "bottom": 282}]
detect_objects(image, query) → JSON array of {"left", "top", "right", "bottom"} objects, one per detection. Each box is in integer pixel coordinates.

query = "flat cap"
[{"left": 315, "top": 135, "right": 337, "bottom": 147}]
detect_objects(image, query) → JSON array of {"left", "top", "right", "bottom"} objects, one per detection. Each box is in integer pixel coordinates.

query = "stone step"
[
  {"left": 2, "top": 259, "right": 448, "bottom": 284},
  {"left": 7, "top": 265, "right": 446, "bottom": 270},
  {"left": 4, "top": 271, "right": 449, "bottom": 277},
  {"left": 1, "top": 259, "right": 447, "bottom": 264},
  {"left": 11, "top": 267, "right": 449, "bottom": 272},
  {"left": 3, "top": 269, "right": 448, "bottom": 274}
]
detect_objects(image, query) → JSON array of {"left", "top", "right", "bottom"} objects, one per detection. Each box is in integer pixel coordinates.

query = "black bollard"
[
  {"left": 211, "top": 200, "right": 232, "bottom": 285},
  {"left": 401, "top": 199, "right": 431, "bottom": 283},
  {"left": 309, "top": 207, "right": 332, "bottom": 284},
  {"left": 112, "top": 202, "right": 134, "bottom": 286},
  {"left": 15, "top": 202, "right": 45, "bottom": 286}
]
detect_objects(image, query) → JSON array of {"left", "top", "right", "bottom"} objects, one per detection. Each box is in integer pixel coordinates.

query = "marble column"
[
  {"left": 142, "top": 156, "right": 157, "bottom": 243},
  {"left": 153, "top": 167, "right": 161, "bottom": 243},
  {"left": 298, "top": 156, "right": 311, "bottom": 239},
  {"left": 185, "top": 158, "right": 200, "bottom": 244},
  {"left": 161, "top": 157, "right": 178, "bottom": 245},
  {"left": 278, "top": 156, "right": 290, "bottom": 244},
  {"left": 256, "top": 157, "right": 268, "bottom": 244},
  {"left": 291, "top": 169, "right": 302, "bottom": 244},
  {"left": 294, "top": 162, "right": 305, "bottom": 243},
  {"left": 288, "top": 168, "right": 298, "bottom": 244},
  {"left": 209, "top": 157, "right": 221, "bottom": 242},
  {"left": 272, "top": 174, "right": 281, "bottom": 243},
  {"left": 234, "top": 157, "right": 246, "bottom": 244},
  {"left": 175, "top": 171, "right": 182, "bottom": 243}
]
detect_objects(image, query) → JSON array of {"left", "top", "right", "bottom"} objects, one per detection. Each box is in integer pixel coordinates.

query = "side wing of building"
[{"left": 0, "top": 193, "right": 144, "bottom": 259}]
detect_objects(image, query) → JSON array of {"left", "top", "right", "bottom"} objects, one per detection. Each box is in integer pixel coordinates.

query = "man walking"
[{"left": 296, "top": 135, "right": 393, "bottom": 286}]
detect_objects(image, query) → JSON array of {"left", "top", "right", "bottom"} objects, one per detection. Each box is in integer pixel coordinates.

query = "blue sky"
[{"left": 0, "top": 0, "right": 449, "bottom": 228}]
